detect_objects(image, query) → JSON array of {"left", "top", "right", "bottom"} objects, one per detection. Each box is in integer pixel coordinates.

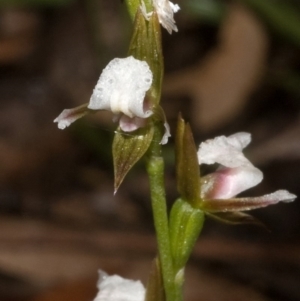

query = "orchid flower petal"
[
  {"left": 94, "top": 271, "right": 145, "bottom": 301},
  {"left": 202, "top": 190, "right": 296, "bottom": 212},
  {"left": 201, "top": 165, "right": 263, "bottom": 199},
  {"left": 197, "top": 132, "right": 296, "bottom": 214},
  {"left": 54, "top": 103, "right": 89, "bottom": 130},
  {"left": 119, "top": 115, "right": 147, "bottom": 132},
  {"left": 119, "top": 114, "right": 170, "bottom": 144},
  {"left": 198, "top": 132, "right": 251, "bottom": 167},
  {"left": 198, "top": 132, "right": 263, "bottom": 199},
  {"left": 160, "top": 120, "right": 171, "bottom": 145},
  {"left": 153, "top": 0, "right": 180, "bottom": 34},
  {"left": 151, "top": 105, "right": 171, "bottom": 145},
  {"left": 88, "top": 56, "right": 153, "bottom": 119}
]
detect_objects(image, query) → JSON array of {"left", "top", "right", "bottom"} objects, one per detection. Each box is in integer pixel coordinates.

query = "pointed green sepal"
[
  {"left": 147, "top": 11, "right": 163, "bottom": 105},
  {"left": 113, "top": 125, "right": 154, "bottom": 193},
  {"left": 145, "top": 258, "right": 166, "bottom": 301},
  {"left": 175, "top": 114, "right": 202, "bottom": 207},
  {"left": 128, "top": 8, "right": 149, "bottom": 60},
  {"left": 169, "top": 198, "right": 205, "bottom": 271},
  {"left": 129, "top": 10, "right": 163, "bottom": 106},
  {"left": 206, "top": 211, "right": 268, "bottom": 230}
]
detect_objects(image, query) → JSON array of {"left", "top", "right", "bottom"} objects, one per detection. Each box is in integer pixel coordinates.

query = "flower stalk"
[
  {"left": 146, "top": 126, "right": 175, "bottom": 301},
  {"left": 126, "top": 3, "right": 177, "bottom": 300}
]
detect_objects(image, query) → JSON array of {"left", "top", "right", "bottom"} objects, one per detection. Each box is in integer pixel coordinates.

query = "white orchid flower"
[
  {"left": 54, "top": 56, "right": 170, "bottom": 144},
  {"left": 197, "top": 132, "right": 296, "bottom": 212},
  {"left": 88, "top": 56, "right": 153, "bottom": 130},
  {"left": 93, "top": 271, "right": 145, "bottom": 301},
  {"left": 54, "top": 56, "right": 153, "bottom": 131},
  {"left": 141, "top": 0, "right": 180, "bottom": 34},
  {"left": 153, "top": 0, "right": 180, "bottom": 34}
]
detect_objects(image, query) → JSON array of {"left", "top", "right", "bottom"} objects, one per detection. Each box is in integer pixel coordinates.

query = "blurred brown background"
[{"left": 0, "top": 0, "right": 300, "bottom": 300}]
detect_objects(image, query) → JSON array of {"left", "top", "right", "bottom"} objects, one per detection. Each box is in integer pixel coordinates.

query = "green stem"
[{"left": 146, "top": 126, "right": 179, "bottom": 301}]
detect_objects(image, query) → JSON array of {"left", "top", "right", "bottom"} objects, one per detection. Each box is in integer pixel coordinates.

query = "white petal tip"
[
  {"left": 273, "top": 190, "right": 297, "bottom": 203},
  {"left": 58, "top": 122, "right": 69, "bottom": 129},
  {"left": 160, "top": 121, "right": 171, "bottom": 145},
  {"left": 54, "top": 118, "right": 69, "bottom": 130},
  {"left": 54, "top": 104, "right": 89, "bottom": 131},
  {"left": 170, "top": 3, "right": 180, "bottom": 12}
]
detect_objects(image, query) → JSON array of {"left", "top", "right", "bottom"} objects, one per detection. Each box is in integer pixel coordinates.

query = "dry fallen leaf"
[{"left": 164, "top": 3, "right": 269, "bottom": 132}]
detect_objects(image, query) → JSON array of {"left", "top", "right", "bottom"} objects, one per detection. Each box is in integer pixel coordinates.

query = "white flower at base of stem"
[{"left": 93, "top": 271, "right": 145, "bottom": 301}]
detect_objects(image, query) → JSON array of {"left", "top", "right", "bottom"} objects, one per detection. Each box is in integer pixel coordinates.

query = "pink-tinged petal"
[
  {"left": 119, "top": 115, "right": 147, "bottom": 132},
  {"left": 94, "top": 271, "right": 145, "bottom": 301},
  {"left": 201, "top": 190, "right": 296, "bottom": 212},
  {"left": 53, "top": 103, "right": 89, "bottom": 130},
  {"left": 201, "top": 165, "right": 263, "bottom": 199},
  {"left": 198, "top": 132, "right": 264, "bottom": 198},
  {"left": 198, "top": 132, "right": 251, "bottom": 167}
]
